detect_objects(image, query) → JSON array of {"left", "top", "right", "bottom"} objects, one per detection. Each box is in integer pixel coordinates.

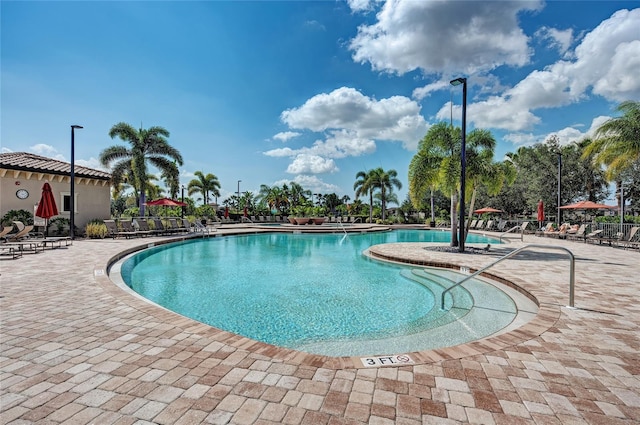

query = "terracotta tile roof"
[{"left": 0, "top": 152, "right": 111, "bottom": 180}]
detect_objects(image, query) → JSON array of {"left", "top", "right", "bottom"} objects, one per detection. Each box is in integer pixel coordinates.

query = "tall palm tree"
[
  {"left": 354, "top": 170, "right": 376, "bottom": 223},
  {"left": 584, "top": 100, "right": 640, "bottom": 213},
  {"left": 100, "top": 123, "right": 183, "bottom": 216},
  {"left": 187, "top": 171, "right": 221, "bottom": 205},
  {"left": 369, "top": 167, "right": 402, "bottom": 221},
  {"left": 462, "top": 129, "right": 514, "bottom": 240},
  {"left": 408, "top": 122, "right": 462, "bottom": 247},
  {"left": 584, "top": 100, "right": 640, "bottom": 180},
  {"left": 161, "top": 161, "right": 180, "bottom": 199},
  {"left": 258, "top": 185, "right": 289, "bottom": 213}
]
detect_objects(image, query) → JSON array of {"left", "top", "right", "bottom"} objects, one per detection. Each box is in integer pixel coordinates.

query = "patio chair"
[
  {"left": 121, "top": 220, "right": 151, "bottom": 237},
  {"left": 168, "top": 218, "right": 188, "bottom": 233},
  {"left": 133, "top": 219, "right": 157, "bottom": 236},
  {"left": 584, "top": 229, "right": 604, "bottom": 244},
  {"left": 475, "top": 220, "right": 485, "bottom": 230},
  {"left": 495, "top": 220, "right": 507, "bottom": 232},
  {"left": 614, "top": 226, "right": 639, "bottom": 250},
  {"left": 182, "top": 218, "right": 194, "bottom": 232},
  {"left": 152, "top": 218, "right": 170, "bottom": 235},
  {"left": 0, "top": 225, "right": 13, "bottom": 240},
  {"left": 469, "top": 219, "right": 478, "bottom": 229},
  {"left": 484, "top": 220, "right": 494, "bottom": 231},
  {"left": 566, "top": 224, "right": 586, "bottom": 241},
  {"left": 5, "top": 223, "right": 34, "bottom": 241},
  {"left": 104, "top": 219, "right": 138, "bottom": 239}
]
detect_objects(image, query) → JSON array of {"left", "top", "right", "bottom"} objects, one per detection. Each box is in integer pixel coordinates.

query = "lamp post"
[
  {"left": 70, "top": 125, "right": 83, "bottom": 240},
  {"left": 237, "top": 180, "right": 242, "bottom": 212},
  {"left": 450, "top": 77, "right": 467, "bottom": 252},
  {"left": 557, "top": 151, "right": 562, "bottom": 226},
  {"left": 181, "top": 185, "right": 185, "bottom": 219}
]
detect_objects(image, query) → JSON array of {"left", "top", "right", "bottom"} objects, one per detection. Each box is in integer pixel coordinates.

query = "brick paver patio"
[{"left": 1, "top": 227, "right": 639, "bottom": 424}]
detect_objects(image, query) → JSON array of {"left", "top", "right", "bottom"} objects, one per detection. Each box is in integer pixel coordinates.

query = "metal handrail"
[
  {"left": 440, "top": 244, "right": 575, "bottom": 310},
  {"left": 499, "top": 222, "right": 530, "bottom": 242}
]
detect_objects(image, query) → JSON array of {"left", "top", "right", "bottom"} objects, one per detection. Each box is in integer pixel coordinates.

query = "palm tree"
[
  {"left": 187, "top": 171, "right": 221, "bottom": 205},
  {"left": 368, "top": 167, "right": 402, "bottom": 221},
  {"left": 161, "top": 162, "right": 180, "bottom": 199},
  {"left": 258, "top": 185, "right": 289, "bottom": 213},
  {"left": 584, "top": 100, "right": 640, "bottom": 213},
  {"left": 584, "top": 100, "right": 640, "bottom": 179},
  {"left": 354, "top": 170, "right": 376, "bottom": 223},
  {"left": 408, "top": 122, "right": 462, "bottom": 247},
  {"left": 462, "top": 129, "right": 514, "bottom": 240},
  {"left": 100, "top": 123, "right": 183, "bottom": 216}
]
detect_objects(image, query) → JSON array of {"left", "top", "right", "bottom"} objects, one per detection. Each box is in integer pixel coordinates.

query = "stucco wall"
[{"left": 1, "top": 173, "right": 110, "bottom": 230}]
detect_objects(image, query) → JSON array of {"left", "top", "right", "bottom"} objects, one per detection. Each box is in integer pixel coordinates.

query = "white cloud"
[
  {"left": 504, "top": 115, "right": 612, "bottom": 148},
  {"left": 304, "top": 20, "right": 326, "bottom": 31},
  {"left": 455, "top": 8, "right": 640, "bottom": 132},
  {"left": 273, "top": 131, "right": 301, "bottom": 142},
  {"left": 292, "top": 175, "right": 341, "bottom": 194},
  {"left": 286, "top": 154, "right": 338, "bottom": 174},
  {"left": 347, "top": 0, "right": 380, "bottom": 13},
  {"left": 412, "top": 80, "right": 450, "bottom": 101},
  {"left": 349, "top": 0, "right": 541, "bottom": 75},
  {"left": 30, "top": 143, "right": 64, "bottom": 160},
  {"left": 280, "top": 86, "right": 428, "bottom": 150},
  {"left": 75, "top": 157, "right": 109, "bottom": 172},
  {"left": 536, "top": 26, "right": 574, "bottom": 56}
]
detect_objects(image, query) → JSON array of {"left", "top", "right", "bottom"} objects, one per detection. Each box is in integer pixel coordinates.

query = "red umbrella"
[
  {"left": 145, "top": 197, "right": 187, "bottom": 207},
  {"left": 537, "top": 200, "right": 545, "bottom": 222},
  {"left": 474, "top": 206, "right": 503, "bottom": 214},
  {"left": 224, "top": 206, "right": 229, "bottom": 218},
  {"left": 35, "top": 182, "right": 58, "bottom": 238},
  {"left": 244, "top": 206, "right": 248, "bottom": 217}
]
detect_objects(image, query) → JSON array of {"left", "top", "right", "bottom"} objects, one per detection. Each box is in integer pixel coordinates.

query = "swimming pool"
[{"left": 118, "top": 230, "right": 534, "bottom": 356}]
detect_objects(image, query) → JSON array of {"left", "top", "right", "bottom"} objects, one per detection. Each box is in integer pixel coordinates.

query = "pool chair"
[
  {"left": 0, "top": 225, "right": 13, "bottom": 241},
  {"left": 152, "top": 218, "right": 171, "bottom": 235},
  {"left": 104, "top": 219, "right": 138, "bottom": 239},
  {"left": 135, "top": 219, "right": 161, "bottom": 236},
  {"left": 566, "top": 224, "right": 586, "bottom": 241},
  {"left": 584, "top": 229, "right": 604, "bottom": 244},
  {"left": 469, "top": 219, "right": 478, "bottom": 229},
  {"left": 121, "top": 220, "right": 152, "bottom": 237},
  {"left": 5, "top": 223, "right": 34, "bottom": 242},
  {"left": 615, "top": 226, "right": 640, "bottom": 250}
]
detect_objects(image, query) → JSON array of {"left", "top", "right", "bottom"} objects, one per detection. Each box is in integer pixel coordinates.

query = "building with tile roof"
[{"left": 0, "top": 152, "right": 112, "bottom": 234}]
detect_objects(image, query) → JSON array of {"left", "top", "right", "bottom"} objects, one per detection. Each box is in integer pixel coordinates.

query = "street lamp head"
[
  {"left": 71, "top": 125, "right": 83, "bottom": 129},
  {"left": 449, "top": 77, "right": 466, "bottom": 86}
]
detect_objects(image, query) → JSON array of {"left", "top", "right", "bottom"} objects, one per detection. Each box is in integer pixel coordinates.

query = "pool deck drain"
[{"left": 1, "top": 226, "right": 639, "bottom": 424}]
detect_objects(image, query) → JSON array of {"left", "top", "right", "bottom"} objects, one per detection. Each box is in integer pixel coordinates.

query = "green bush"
[
  {"left": 49, "top": 217, "right": 70, "bottom": 236},
  {"left": 2, "top": 209, "right": 34, "bottom": 226}
]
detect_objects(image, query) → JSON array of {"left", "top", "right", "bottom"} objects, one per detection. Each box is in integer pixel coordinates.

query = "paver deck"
[{"left": 1, "top": 227, "right": 639, "bottom": 424}]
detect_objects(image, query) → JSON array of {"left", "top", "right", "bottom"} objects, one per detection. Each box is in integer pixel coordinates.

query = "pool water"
[{"left": 119, "top": 230, "right": 521, "bottom": 356}]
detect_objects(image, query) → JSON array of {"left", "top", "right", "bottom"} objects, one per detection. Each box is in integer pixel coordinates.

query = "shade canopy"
[
  {"left": 474, "top": 206, "right": 502, "bottom": 214},
  {"left": 35, "top": 182, "right": 58, "bottom": 220},
  {"left": 559, "top": 200, "right": 612, "bottom": 210},
  {"left": 537, "top": 200, "right": 545, "bottom": 222},
  {"left": 145, "top": 197, "right": 187, "bottom": 207}
]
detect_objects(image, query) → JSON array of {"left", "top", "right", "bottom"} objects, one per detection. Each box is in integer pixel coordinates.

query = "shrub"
[
  {"left": 49, "top": 217, "right": 70, "bottom": 236},
  {"left": 85, "top": 222, "right": 108, "bottom": 239},
  {"left": 2, "top": 209, "right": 34, "bottom": 226}
]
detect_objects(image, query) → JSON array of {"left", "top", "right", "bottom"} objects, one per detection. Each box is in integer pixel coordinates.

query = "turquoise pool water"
[{"left": 119, "top": 230, "right": 517, "bottom": 356}]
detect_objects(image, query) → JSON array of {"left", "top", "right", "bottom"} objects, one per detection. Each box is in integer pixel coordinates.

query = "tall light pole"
[
  {"left": 237, "top": 180, "right": 242, "bottom": 211},
  {"left": 70, "top": 125, "right": 83, "bottom": 239},
  {"left": 557, "top": 151, "right": 562, "bottom": 226},
  {"left": 181, "top": 185, "right": 185, "bottom": 219},
  {"left": 450, "top": 77, "right": 467, "bottom": 252}
]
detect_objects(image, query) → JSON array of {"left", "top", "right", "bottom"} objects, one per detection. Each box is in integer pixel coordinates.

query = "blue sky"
[{"left": 2, "top": 1, "right": 639, "bottom": 205}]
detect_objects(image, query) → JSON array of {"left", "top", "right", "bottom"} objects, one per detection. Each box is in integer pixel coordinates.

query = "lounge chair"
[
  {"left": 584, "top": 229, "right": 604, "bottom": 244},
  {"left": 168, "top": 218, "right": 188, "bottom": 233},
  {"left": 495, "top": 220, "right": 507, "bottom": 232},
  {"left": 566, "top": 224, "right": 586, "bottom": 241},
  {"left": 121, "top": 220, "right": 151, "bottom": 237},
  {"left": 104, "top": 219, "right": 138, "bottom": 239},
  {"left": 182, "top": 218, "right": 194, "bottom": 232},
  {"left": 5, "top": 223, "right": 34, "bottom": 241},
  {"left": 475, "top": 220, "right": 485, "bottom": 230},
  {"left": 484, "top": 220, "right": 494, "bottom": 231},
  {"left": 152, "top": 218, "right": 170, "bottom": 235},
  {"left": 469, "top": 219, "right": 478, "bottom": 229},
  {"left": 616, "top": 227, "right": 640, "bottom": 250},
  {"left": 0, "top": 225, "right": 13, "bottom": 240},
  {"left": 135, "top": 219, "right": 162, "bottom": 236}
]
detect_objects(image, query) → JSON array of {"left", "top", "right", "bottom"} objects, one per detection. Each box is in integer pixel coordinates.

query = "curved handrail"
[
  {"left": 499, "top": 224, "right": 525, "bottom": 242},
  {"left": 440, "top": 244, "right": 575, "bottom": 310}
]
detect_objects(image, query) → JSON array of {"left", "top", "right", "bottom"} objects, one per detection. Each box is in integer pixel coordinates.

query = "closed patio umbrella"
[{"left": 35, "top": 182, "right": 58, "bottom": 238}]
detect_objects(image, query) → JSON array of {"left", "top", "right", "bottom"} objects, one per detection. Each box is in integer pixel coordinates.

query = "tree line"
[{"left": 100, "top": 101, "right": 639, "bottom": 227}]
